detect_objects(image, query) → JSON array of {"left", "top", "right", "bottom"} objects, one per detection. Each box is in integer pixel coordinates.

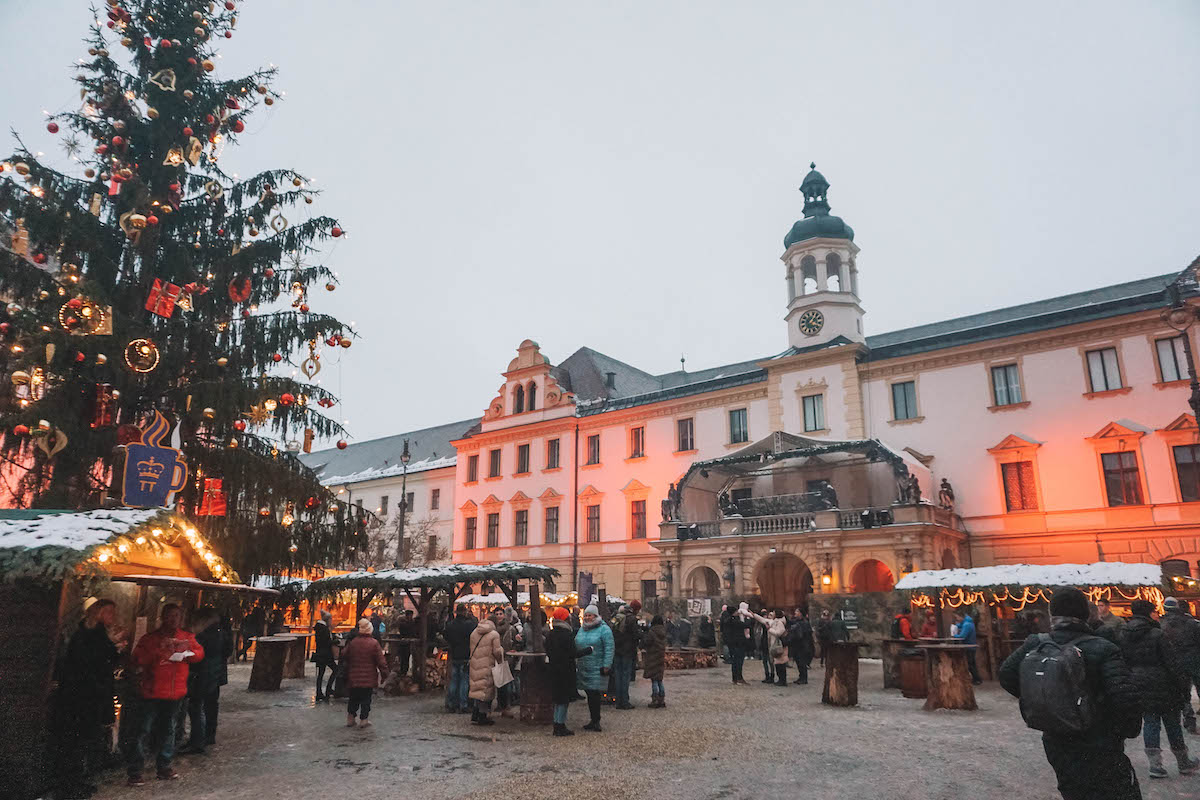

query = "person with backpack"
[
  {"left": 787, "top": 609, "right": 814, "bottom": 685},
  {"left": 999, "top": 588, "right": 1143, "bottom": 800},
  {"left": 1159, "top": 596, "right": 1200, "bottom": 736},
  {"left": 1117, "top": 599, "right": 1199, "bottom": 779},
  {"left": 892, "top": 608, "right": 916, "bottom": 640}
]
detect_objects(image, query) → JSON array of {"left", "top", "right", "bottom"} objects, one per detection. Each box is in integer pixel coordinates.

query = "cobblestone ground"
[{"left": 91, "top": 660, "right": 1198, "bottom": 800}]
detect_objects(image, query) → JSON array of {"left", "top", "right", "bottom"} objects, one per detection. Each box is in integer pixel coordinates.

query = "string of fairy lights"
[
  {"left": 87, "top": 514, "right": 240, "bottom": 584},
  {"left": 908, "top": 584, "right": 1166, "bottom": 612}
]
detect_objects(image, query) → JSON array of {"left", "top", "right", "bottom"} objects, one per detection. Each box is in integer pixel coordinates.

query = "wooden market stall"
[
  {"left": 306, "top": 561, "right": 559, "bottom": 691},
  {"left": 895, "top": 562, "right": 1165, "bottom": 683},
  {"left": 0, "top": 508, "right": 265, "bottom": 800}
]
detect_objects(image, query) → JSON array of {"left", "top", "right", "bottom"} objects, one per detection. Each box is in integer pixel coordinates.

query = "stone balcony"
[{"left": 659, "top": 502, "right": 961, "bottom": 541}]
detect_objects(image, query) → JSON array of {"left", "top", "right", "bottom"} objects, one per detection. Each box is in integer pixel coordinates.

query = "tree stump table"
[
  {"left": 880, "top": 639, "right": 909, "bottom": 689},
  {"left": 899, "top": 651, "right": 927, "bottom": 698},
  {"left": 916, "top": 643, "right": 978, "bottom": 711},
  {"left": 513, "top": 653, "right": 553, "bottom": 724},
  {"left": 248, "top": 636, "right": 293, "bottom": 691},
  {"left": 822, "top": 641, "right": 868, "bottom": 707},
  {"left": 282, "top": 634, "right": 308, "bottom": 679}
]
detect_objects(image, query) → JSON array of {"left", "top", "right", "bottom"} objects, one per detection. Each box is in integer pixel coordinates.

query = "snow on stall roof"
[
  {"left": 308, "top": 561, "right": 560, "bottom": 591},
  {"left": 0, "top": 509, "right": 162, "bottom": 552},
  {"left": 320, "top": 454, "right": 457, "bottom": 486},
  {"left": 456, "top": 591, "right": 625, "bottom": 606},
  {"left": 251, "top": 575, "right": 311, "bottom": 590},
  {"left": 895, "top": 562, "right": 1163, "bottom": 591}
]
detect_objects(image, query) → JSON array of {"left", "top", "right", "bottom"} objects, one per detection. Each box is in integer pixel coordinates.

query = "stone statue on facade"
[
  {"left": 661, "top": 482, "right": 682, "bottom": 522},
  {"left": 718, "top": 490, "right": 740, "bottom": 517},
  {"left": 819, "top": 480, "right": 839, "bottom": 510},
  {"left": 898, "top": 472, "right": 922, "bottom": 504},
  {"left": 938, "top": 478, "right": 956, "bottom": 511}
]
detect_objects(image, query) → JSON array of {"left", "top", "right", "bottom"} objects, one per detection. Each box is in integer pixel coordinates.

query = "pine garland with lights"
[{"left": 0, "top": 0, "right": 366, "bottom": 575}]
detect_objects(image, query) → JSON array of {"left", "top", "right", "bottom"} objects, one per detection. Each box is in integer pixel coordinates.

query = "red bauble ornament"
[
  {"left": 232, "top": 420, "right": 247, "bottom": 432},
  {"left": 271, "top": 353, "right": 283, "bottom": 363},
  {"left": 67, "top": 298, "right": 84, "bottom": 310},
  {"left": 241, "top": 309, "right": 251, "bottom": 319},
  {"left": 111, "top": 135, "right": 125, "bottom": 147},
  {"left": 169, "top": 182, "right": 181, "bottom": 193},
  {"left": 279, "top": 392, "right": 295, "bottom": 406},
  {"left": 159, "top": 38, "right": 171, "bottom": 48},
  {"left": 0, "top": 322, "right": 9, "bottom": 334},
  {"left": 12, "top": 424, "right": 30, "bottom": 437},
  {"left": 96, "top": 144, "right": 108, "bottom": 154},
  {"left": 46, "top": 122, "right": 59, "bottom": 134},
  {"left": 33, "top": 253, "right": 47, "bottom": 264},
  {"left": 187, "top": 57, "right": 197, "bottom": 67},
  {"left": 74, "top": 351, "right": 86, "bottom": 363},
  {"left": 336, "top": 440, "right": 348, "bottom": 450},
  {"left": 263, "top": 268, "right": 275, "bottom": 278},
  {"left": 182, "top": 126, "right": 193, "bottom": 137},
  {"left": 224, "top": 31, "right": 232, "bottom": 38},
  {"left": 205, "top": 114, "right": 216, "bottom": 125},
  {"left": 230, "top": 119, "right": 245, "bottom": 133},
  {"left": 330, "top": 226, "right": 343, "bottom": 237},
  {"left": 146, "top": 214, "right": 159, "bottom": 225},
  {"left": 107, "top": 20, "right": 115, "bottom": 28},
  {"left": 299, "top": 303, "right": 309, "bottom": 313},
  {"left": 225, "top": 0, "right": 235, "bottom": 8},
  {"left": 143, "top": 35, "right": 152, "bottom": 47}
]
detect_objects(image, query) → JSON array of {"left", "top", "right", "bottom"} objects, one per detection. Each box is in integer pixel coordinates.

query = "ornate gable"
[
  {"left": 459, "top": 499, "right": 478, "bottom": 512},
  {"left": 539, "top": 488, "right": 562, "bottom": 501},
  {"left": 1086, "top": 421, "right": 1147, "bottom": 442},
  {"left": 1160, "top": 413, "right": 1197, "bottom": 432},
  {"left": 483, "top": 340, "right": 575, "bottom": 422},
  {"left": 987, "top": 433, "right": 1042, "bottom": 453},
  {"left": 509, "top": 490, "right": 532, "bottom": 509},
  {"left": 481, "top": 494, "right": 503, "bottom": 507}
]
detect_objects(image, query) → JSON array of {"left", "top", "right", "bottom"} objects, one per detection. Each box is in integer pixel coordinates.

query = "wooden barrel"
[
  {"left": 899, "top": 651, "right": 927, "bottom": 698},
  {"left": 248, "top": 636, "right": 292, "bottom": 691}
]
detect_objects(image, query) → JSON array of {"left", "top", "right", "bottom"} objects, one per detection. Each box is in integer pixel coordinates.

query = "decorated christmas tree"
[{"left": 0, "top": 0, "right": 365, "bottom": 575}]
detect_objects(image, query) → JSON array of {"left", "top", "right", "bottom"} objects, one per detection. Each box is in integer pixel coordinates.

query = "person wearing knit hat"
[
  {"left": 545, "top": 605, "right": 594, "bottom": 736},
  {"left": 1160, "top": 596, "right": 1200, "bottom": 737},
  {"left": 611, "top": 601, "right": 642, "bottom": 710},
  {"left": 1000, "top": 587, "right": 1144, "bottom": 799},
  {"left": 1117, "top": 596, "right": 1200, "bottom": 778},
  {"left": 573, "top": 604, "right": 614, "bottom": 732}
]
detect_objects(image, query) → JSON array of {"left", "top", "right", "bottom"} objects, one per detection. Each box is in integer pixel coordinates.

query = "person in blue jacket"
[
  {"left": 572, "top": 604, "right": 614, "bottom": 732},
  {"left": 953, "top": 609, "right": 982, "bottom": 684}
]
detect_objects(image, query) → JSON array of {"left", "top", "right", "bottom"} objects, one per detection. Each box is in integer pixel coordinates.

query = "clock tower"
[{"left": 781, "top": 164, "right": 864, "bottom": 349}]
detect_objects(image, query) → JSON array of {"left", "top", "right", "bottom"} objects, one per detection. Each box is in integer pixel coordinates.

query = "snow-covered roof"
[
  {"left": 456, "top": 591, "right": 625, "bottom": 607},
  {"left": 319, "top": 454, "right": 457, "bottom": 486},
  {"left": 307, "top": 561, "right": 559, "bottom": 593},
  {"left": 0, "top": 509, "right": 162, "bottom": 552},
  {"left": 113, "top": 574, "right": 279, "bottom": 595},
  {"left": 895, "top": 562, "right": 1163, "bottom": 591},
  {"left": 251, "top": 574, "right": 311, "bottom": 590}
]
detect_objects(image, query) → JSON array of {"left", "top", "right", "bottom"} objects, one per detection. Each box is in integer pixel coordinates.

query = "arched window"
[
  {"left": 513, "top": 384, "right": 525, "bottom": 414},
  {"left": 801, "top": 255, "right": 818, "bottom": 295},
  {"left": 527, "top": 381, "right": 537, "bottom": 411},
  {"left": 825, "top": 252, "right": 842, "bottom": 292}
]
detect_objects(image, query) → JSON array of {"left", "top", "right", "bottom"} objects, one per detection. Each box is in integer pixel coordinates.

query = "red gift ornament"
[
  {"left": 90, "top": 383, "right": 116, "bottom": 428},
  {"left": 197, "top": 478, "right": 227, "bottom": 516},
  {"left": 145, "top": 278, "right": 183, "bottom": 318}
]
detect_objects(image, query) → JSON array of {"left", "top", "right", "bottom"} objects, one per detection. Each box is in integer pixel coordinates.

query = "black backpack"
[
  {"left": 890, "top": 617, "right": 903, "bottom": 639},
  {"left": 1017, "top": 633, "right": 1098, "bottom": 735}
]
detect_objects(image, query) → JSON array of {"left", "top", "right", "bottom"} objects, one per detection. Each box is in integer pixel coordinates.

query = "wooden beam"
[
  {"left": 415, "top": 587, "right": 431, "bottom": 690},
  {"left": 529, "top": 580, "right": 544, "bottom": 653}
]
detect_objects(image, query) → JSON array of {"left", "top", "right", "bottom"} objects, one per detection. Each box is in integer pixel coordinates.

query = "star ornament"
[
  {"left": 246, "top": 404, "right": 271, "bottom": 425},
  {"left": 62, "top": 134, "right": 83, "bottom": 159}
]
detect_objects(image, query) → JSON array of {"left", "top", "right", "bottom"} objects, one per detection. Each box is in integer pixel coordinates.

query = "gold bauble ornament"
[
  {"left": 202, "top": 407, "right": 216, "bottom": 419},
  {"left": 97, "top": 48, "right": 108, "bottom": 57},
  {"left": 147, "top": 107, "right": 159, "bottom": 119},
  {"left": 292, "top": 177, "right": 302, "bottom": 186},
  {"left": 192, "top": 10, "right": 203, "bottom": 19},
  {"left": 216, "top": 356, "right": 228, "bottom": 367},
  {"left": 303, "top": 195, "right": 312, "bottom": 204},
  {"left": 113, "top": 120, "right": 126, "bottom": 131},
  {"left": 202, "top": 59, "right": 215, "bottom": 72},
  {"left": 121, "top": 36, "right": 132, "bottom": 47},
  {"left": 14, "top": 162, "right": 30, "bottom": 176},
  {"left": 84, "top": 168, "right": 95, "bottom": 178},
  {"left": 339, "top": 338, "right": 351, "bottom": 349},
  {"left": 325, "top": 283, "right": 335, "bottom": 292},
  {"left": 183, "top": 89, "right": 195, "bottom": 101},
  {"left": 249, "top": 227, "right": 259, "bottom": 237},
  {"left": 194, "top": 27, "right": 205, "bottom": 37},
  {"left": 96, "top": 353, "right": 108, "bottom": 365},
  {"left": 256, "top": 85, "right": 268, "bottom": 94},
  {"left": 263, "top": 97, "right": 274, "bottom": 106}
]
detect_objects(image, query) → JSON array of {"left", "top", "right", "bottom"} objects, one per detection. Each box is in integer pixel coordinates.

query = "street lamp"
[
  {"left": 1163, "top": 284, "right": 1200, "bottom": 422},
  {"left": 396, "top": 438, "right": 411, "bottom": 564}
]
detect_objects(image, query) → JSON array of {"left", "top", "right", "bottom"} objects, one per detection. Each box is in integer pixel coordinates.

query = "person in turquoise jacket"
[
  {"left": 953, "top": 610, "right": 982, "bottom": 685},
  {"left": 572, "top": 604, "right": 614, "bottom": 732}
]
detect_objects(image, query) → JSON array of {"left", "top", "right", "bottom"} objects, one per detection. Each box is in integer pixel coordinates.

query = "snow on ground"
[{"left": 90, "top": 660, "right": 1196, "bottom": 800}]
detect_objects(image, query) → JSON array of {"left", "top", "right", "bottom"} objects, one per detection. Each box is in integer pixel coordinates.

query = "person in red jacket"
[
  {"left": 893, "top": 609, "right": 916, "bottom": 640},
  {"left": 125, "top": 604, "right": 203, "bottom": 784},
  {"left": 343, "top": 618, "right": 389, "bottom": 728}
]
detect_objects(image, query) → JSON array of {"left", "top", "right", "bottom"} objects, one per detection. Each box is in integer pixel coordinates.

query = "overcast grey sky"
[{"left": 3, "top": 1, "right": 1199, "bottom": 443}]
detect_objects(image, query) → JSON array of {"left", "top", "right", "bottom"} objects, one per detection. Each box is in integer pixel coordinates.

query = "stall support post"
[
  {"left": 414, "top": 587, "right": 431, "bottom": 690},
  {"left": 935, "top": 591, "right": 945, "bottom": 638},
  {"left": 529, "top": 581, "right": 544, "bottom": 653},
  {"left": 980, "top": 600, "right": 1000, "bottom": 681},
  {"left": 598, "top": 588, "right": 609, "bottom": 620}
]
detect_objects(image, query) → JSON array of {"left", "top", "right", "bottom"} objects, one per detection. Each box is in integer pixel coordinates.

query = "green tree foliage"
[{"left": 0, "top": 0, "right": 368, "bottom": 575}]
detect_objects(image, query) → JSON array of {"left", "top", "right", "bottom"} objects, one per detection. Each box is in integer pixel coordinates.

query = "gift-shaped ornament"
[
  {"left": 198, "top": 477, "right": 227, "bottom": 516},
  {"left": 145, "top": 278, "right": 182, "bottom": 318}
]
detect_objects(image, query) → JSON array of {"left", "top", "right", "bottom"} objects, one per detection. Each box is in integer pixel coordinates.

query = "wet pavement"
[{"left": 91, "top": 660, "right": 1199, "bottom": 800}]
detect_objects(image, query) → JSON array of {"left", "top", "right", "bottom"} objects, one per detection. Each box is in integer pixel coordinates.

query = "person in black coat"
[
  {"left": 546, "top": 608, "right": 594, "bottom": 736},
  {"left": 697, "top": 615, "right": 716, "bottom": 649},
  {"left": 787, "top": 609, "right": 815, "bottom": 685},
  {"left": 1117, "top": 600, "right": 1199, "bottom": 778},
  {"left": 239, "top": 604, "right": 265, "bottom": 660},
  {"left": 181, "top": 606, "right": 231, "bottom": 754},
  {"left": 720, "top": 605, "right": 750, "bottom": 685},
  {"left": 1000, "top": 589, "right": 1143, "bottom": 800},
  {"left": 439, "top": 605, "right": 477, "bottom": 713},
  {"left": 313, "top": 609, "right": 337, "bottom": 701},
  {"left": 56, "top": 599, "right": 124, "bottom": 798}
]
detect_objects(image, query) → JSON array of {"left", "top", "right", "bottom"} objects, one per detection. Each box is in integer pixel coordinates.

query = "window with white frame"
[
  {"left": 802, "top": 394, "right": 825, "bottom": 431},
  {"left": 891, "top": 381, "right": 918, "bottom": 420},
  {"left": 729, "top": 408, "right": 748, "bottom": 444},
  {"left": 514, "top": 509, "right": 528, "bottom": 546},
  {"left": 991, "top": 364, "right": 1023, "bottom": 406},
  {"left": 586, "top": 504, "right": 600, "bottom": 542},
  {"left": 586, "top": 434, "right": 600, "bottom": 465},
  {"left": 631, "top": 500, "right": 646, "bottom": 539},
  {"left": 1157, "top": 336, "right": 1188, "bottom": 383},
  {"left": 1086, "top": 348, "right": 1123, "bottom": 392},
  {"left": 486, "top": 512, "right": 500, "bottom": 547},
  {"left": 1102, "top": 452, "right": 1143, "bottom": 506},
  {"left": 544, "top": 506, "right": 559, "bottom": 544},
  {"left": 488, "top": 448, "right": 502, "bottom": 477},
  {"left": 430, "top": 488, "right": 440, "bottom": 510},
  {"left": 516, "top": 443, "right": 530, "bottom": 474},
  {"left": 546, "top": 438, "right": 560, "bottom": 469},
  {"left": 629, "top": 426, "right": 645, "bottom": 458},
  {"left": 1001, "top": 461, "right": 1038, "bottom": 511},
  {"left": 464, "top": 517, "right": 477, "bottom": 550},
  {"left": 677, "top": 418, "right": 695, "bottom": 451}
]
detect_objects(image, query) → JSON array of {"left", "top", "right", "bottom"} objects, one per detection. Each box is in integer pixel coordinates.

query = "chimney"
[{"left": 605, "top": 371, "right": 616, "bottom": 390}]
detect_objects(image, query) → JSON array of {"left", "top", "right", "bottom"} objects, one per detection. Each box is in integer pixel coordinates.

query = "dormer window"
[
  {"left": 513, "top": 384, "right": 525, "bottom": 414},
  {"left": 527, "top": 381, "right": 537, "bottom": 411}
]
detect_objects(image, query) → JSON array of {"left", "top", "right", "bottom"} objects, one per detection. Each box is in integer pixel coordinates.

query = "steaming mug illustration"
[{"left": 122, "top": 411, "right": 188, "bottom": 507}]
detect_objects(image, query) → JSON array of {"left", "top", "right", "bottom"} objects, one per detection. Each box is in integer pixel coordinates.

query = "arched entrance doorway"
[
  {"left": 849, "top": 559, "right": 895, "bottom": 592},
  {"left": 687, "top": 566, "right": 721, "bottom": 597},
  {"left": 754, "top": 553, "right": 813, "bottom": 610}
]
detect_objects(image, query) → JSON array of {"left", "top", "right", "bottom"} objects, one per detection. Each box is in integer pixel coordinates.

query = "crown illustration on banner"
[{"left": 137, "top": 455, "right": 165, "bottom": 481}]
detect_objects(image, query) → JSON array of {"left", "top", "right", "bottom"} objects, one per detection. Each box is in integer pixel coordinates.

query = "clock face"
[{"left": 798, "top": 309, "right": 825, "bottom": 336}]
